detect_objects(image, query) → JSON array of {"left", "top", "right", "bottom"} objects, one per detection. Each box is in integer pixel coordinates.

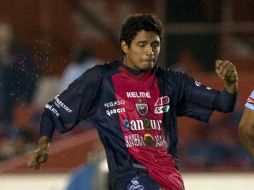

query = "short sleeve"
[{"left": 245, "top": 90, "right": 254, "bottom": 111}]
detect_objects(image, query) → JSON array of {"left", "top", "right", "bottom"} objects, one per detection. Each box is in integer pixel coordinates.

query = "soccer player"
[
  {"left": 28, "top": 14, "right": 238, "bottom": 190},
  {"left": 239, "top": 90, "right": 254, "bottom": 157}
]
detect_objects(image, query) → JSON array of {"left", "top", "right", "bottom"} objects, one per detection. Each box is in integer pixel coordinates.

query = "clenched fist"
[
  {"left": 215, "top": 60, "right": 238, "bottom": 94},
  {"left": 27, "top": 136, "right": 50, "bottom": 169}
]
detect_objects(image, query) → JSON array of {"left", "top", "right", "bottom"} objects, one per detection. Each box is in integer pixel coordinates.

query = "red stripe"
[
  {"left": 247, "top": 97, "right": 254, "bottom": 105},
  {"left": 112, "top": 71, "right": 184, "bottom": 190}
]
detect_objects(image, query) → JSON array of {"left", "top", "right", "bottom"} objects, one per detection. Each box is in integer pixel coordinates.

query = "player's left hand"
[
  {"left": 215, "top": 60, "right": 238, "bottom": 94},
  {"left": 215, "top": 60, "right": 238, "bottom": 83}
]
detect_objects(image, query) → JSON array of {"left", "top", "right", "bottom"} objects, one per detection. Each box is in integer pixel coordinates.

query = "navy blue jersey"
[{"left": 40, "top": 61, "right": 236, "bottom": 189}]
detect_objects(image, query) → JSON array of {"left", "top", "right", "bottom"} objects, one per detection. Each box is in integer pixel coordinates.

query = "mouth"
[
  {"left": 143, "top": 59, "right": 154, "bottom": 63},
  {"left": 143, "top": 56, "right": 155, "bottom": 62}
]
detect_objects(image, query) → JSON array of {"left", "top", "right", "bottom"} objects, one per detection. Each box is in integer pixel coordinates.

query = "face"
[{"left": 121, "top": 30, "right": 160, "bottom": 71}]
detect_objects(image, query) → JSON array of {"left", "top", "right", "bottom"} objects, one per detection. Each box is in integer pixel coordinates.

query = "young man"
[
  {"left": 28, "top": 14, "right": 238, "bottom": 190},
  {"left": 239, "top": 90, "right": 254, "bottom": 157}
]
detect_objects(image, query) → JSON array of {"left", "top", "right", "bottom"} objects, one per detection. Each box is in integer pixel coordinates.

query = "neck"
[{"left": 121, "top": 61, "right": 143, "bottom": 75}]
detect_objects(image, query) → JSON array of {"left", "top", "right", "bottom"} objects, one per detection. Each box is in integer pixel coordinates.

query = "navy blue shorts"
[
  {"left": 124, "top": 173, "right": 161, "bottom": 190},
  {"left": 112, "top": 171, "right": 184, "bottom": 190}
]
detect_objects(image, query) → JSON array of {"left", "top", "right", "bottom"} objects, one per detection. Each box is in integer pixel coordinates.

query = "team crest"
[{"left": 135, "top": 103, "right": 148, "bottom": 116}]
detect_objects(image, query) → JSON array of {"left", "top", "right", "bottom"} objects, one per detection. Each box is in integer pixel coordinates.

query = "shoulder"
[
  {"left": 76, "top": 60, "right": 120, "bottom": 80},
  {"left": 249, "top": 90, "right": 254, "bottom": 98},
  {"left": 155, "top": 65, "right": 194, "bottom": 81},
  {"left": 91, "top": 60, "right": 120, "bottom": 70}
]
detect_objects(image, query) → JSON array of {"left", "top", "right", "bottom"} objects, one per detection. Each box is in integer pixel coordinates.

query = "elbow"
[
  {"left": 217, "top": 104, "right": 235, "bottom": 113},
  {"left": 238, "top": 123, "right": 245, "bottom": 143}
]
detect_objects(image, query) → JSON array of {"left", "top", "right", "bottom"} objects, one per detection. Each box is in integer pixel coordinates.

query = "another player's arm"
[{"left": 239, "top": 107, "right": 254, "bottom": 157}]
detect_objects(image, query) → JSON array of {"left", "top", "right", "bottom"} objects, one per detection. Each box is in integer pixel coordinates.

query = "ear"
[{"left": 121, "top": 41, "right": 129, "bottom": 54}]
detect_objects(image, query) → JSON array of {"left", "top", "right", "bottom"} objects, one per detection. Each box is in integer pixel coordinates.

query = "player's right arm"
[
  {"left": 28, "top": 111, "right": 55, "bottom": 169},
  {"left": 27, "top": 65, "right": 103, "bottom": 169}
]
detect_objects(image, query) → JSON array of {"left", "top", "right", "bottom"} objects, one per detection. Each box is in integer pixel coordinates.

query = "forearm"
[
  {"left": 39, "top": 111, "right": 56, "bottom": 140},
  {"left": 212, "top": 89, "right": 237, "bottom": 112},
  {"left": 37, "top": 111, "right": 56, "bottom": 151},
  {"left": 239, "top": 124, "right": 254, "bottom": 157}
]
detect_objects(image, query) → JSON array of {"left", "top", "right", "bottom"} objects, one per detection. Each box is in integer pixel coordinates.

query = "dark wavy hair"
[{"left": 120, "top": 14, "right": 163, "bottom": 47}]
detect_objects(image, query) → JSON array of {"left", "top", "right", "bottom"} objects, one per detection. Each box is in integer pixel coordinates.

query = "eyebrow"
[{"left": 137, "top": 40, "right": 160, "bottom": 44}]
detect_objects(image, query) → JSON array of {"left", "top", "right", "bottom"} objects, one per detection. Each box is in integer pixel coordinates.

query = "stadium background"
[{"left": 0, "top": 0, "right": 254, "bottom": 189}]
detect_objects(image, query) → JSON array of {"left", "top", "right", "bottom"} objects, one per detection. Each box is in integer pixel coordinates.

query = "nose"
[{"left": 145, "top": 45, "right": 154, "bottom": 55}]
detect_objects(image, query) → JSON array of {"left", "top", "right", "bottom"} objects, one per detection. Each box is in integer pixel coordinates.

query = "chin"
[
  {"left": 143, "top": 67, "right": 153, "bottom": 71},
  {"left": 142, "top": 62, "right": 155, "bottom": 71}
]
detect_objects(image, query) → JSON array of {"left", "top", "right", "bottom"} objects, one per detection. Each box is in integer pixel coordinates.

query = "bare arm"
[{"left": 238, "top": 108, "right": 254, "bottom": 157}]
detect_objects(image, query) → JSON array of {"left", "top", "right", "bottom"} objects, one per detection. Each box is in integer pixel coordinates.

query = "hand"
[
  {"left": 215, "top": 60, "right": 238, "bottom": 83},
  {"left": 215, "top": 60, "right": 238, "bottom": 94},
  {"left": 27, "top": 136, "right": 50, "bottom": 169}
]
